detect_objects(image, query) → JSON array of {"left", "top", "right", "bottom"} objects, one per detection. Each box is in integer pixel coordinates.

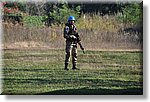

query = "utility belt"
[{"left": 66, "top": 38, "right": 77, "bottom": 47}]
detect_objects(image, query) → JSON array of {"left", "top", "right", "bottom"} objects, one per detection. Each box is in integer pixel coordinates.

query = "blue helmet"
[{"left": 68, "top": 16, "right": 75, "bottom": 21}]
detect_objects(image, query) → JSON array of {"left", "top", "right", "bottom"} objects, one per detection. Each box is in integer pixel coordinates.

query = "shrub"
[{"left": 23, "top": 16, "right": 44, "bottom": 27}]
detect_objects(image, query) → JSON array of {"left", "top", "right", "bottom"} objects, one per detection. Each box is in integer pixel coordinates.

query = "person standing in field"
[{"left": 63, "top": 16, "right": 81, "bottom": 70}]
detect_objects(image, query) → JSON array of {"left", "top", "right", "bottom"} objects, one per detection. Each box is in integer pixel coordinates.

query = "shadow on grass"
[
  {"left": 37, "top": 87, "right": 143, "bottom": 95},
  {"left": 2, "top": 77, "right": 143, "bottom": 95}
]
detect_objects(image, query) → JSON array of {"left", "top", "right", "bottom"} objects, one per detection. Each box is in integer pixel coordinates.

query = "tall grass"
[
  {"left": 76, "top": 14, "right": 121, "bottom": 33},
  {"left": 3, "top": 14, "right": 142, "bottom": 50}
]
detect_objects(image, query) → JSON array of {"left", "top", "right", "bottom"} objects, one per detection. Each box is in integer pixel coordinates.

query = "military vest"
[{"left": 66, "top": 23, "right": 77, "bottom": 35}]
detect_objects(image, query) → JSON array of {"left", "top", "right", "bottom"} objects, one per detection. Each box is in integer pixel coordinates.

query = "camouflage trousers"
[{"left": 65, "top": 40, "right": 77, "bottom": 65}]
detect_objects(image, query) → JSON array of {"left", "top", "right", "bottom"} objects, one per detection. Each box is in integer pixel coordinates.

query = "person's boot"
[
  {"left": 72, "top": 63, "right": 80, "bottom": 70},
  {"left": 64, "top": 63, "right": 69, "bottom": 70}
]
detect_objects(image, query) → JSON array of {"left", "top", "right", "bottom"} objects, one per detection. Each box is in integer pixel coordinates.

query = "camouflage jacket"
[{"left": 64, "top": 23, "right": 79, "bottom": 41}]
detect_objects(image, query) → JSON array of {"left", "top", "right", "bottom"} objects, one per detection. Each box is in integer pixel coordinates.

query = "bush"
[{"left": 23, "top": 16, "right": 44, "bottom": 27}]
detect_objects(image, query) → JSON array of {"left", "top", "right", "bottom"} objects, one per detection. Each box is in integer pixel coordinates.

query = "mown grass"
[{"left": 2, "top": 49, "right": 143, "bottom": 95}]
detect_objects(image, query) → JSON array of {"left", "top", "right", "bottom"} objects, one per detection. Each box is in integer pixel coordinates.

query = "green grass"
[{"left": 2, "top": 49, "right": 143, "bottom": 95}]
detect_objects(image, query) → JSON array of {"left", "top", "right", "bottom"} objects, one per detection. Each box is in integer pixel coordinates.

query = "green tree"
[
  {"left": 50, "top": 2, "right": 81, "bottom": 25},
  {"left": 119, "top": 2, "right": 142, "bottom": 25}
]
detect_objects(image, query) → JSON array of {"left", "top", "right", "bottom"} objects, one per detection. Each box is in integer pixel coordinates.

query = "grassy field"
[{"left": 2, "top": 49, "right": 143, "bottom": 95}]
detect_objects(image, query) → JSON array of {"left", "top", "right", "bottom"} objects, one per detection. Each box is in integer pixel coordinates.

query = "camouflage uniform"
[{"left": 64, "top": 23, "right": 78, "bottom": 70}]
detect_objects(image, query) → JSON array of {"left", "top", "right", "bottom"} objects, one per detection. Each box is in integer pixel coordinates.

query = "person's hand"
[
  {"left": 70, "top": 35, "right": 77, "bottom": 40},
  {"left": 81, "top": 47, "right": 84, "bottom": 51}
]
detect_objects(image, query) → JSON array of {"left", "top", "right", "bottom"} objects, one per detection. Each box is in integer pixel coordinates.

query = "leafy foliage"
[
  {"left": 2, "top": 1, "right": 143, "bottom": 26},
  {"left": 23, "top": 16, "right": 44, "bottom": 27},
  {"left": 118, "top": 3, "right": 142, "bottom": 25},
  {"left": 49, "top": 3, "right": 81, "bottom": 24}
]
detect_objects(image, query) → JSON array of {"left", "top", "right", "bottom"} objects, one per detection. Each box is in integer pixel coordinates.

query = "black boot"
[
  {"left": 72, "top": 63, "right": 80, "bottom": 70},
  {"left": 64, "top": 63, "right": 69, "bottom": 70}
]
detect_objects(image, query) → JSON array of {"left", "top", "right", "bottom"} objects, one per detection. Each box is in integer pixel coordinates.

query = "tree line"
[{"left": 2, "top": 1, "right": 143, "bottom": 27}]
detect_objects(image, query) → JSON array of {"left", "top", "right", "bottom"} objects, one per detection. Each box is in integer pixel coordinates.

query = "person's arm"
[{"left": 64, "top": 26, "right": 70, "bottom": 39}]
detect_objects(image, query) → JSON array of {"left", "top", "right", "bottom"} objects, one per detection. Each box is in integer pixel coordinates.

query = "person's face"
[{"left": 69, "top": 20, "right": 75, "bottom": 25}]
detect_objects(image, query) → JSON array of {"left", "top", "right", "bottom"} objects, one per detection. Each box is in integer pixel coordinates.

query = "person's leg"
[
  {"left": 64, "top": 41, "right": 72, "bottom": 70},
  {"left": 72, "top": 45, "right": 79, "bottom": 70}
]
